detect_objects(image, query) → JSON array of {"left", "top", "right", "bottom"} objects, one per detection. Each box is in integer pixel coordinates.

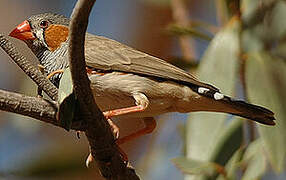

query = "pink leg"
[
  {"left": 117, "top": 117, "right": 156, "bottom": 145},
  {"left": 103, "top": 93, "right": 149, "bottom": 118},
  {"left": 103, "top": 105, "right": 145, "bottom": 118}
]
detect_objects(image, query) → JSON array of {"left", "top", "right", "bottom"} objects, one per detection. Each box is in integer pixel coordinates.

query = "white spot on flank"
[
  {"left": 214, "top": 92, "right": 224, "bottom": 100},
  {"left": 198, "top": 87, "right": 210, "bottom": 94}
]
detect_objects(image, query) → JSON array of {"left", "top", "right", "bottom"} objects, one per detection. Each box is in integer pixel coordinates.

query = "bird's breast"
[{"left": 88, "top": 71, "right": 200, "bottom": 117}]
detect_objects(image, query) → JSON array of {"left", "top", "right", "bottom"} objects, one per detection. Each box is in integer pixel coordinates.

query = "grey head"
[
  {"left": 26, "top": 13, "right": 70, "bottom": 53},
  {"left": 26, "top": 13, "right": 71, "bottom": 87}
]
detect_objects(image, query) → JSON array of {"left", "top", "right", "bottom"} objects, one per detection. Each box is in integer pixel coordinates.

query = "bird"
[{"left": 9, "top": 13, "right": 275, "bottom": 144}]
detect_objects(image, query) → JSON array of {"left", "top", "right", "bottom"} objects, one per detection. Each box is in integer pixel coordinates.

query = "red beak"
[{"left": 9, "top": 20, "right": 36, "bottom": 41}]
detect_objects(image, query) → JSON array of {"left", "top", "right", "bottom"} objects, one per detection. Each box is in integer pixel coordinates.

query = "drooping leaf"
[
  {"left": 246, "top": 52, "right": 286, "bottom": 172},
  {"left": 209, "top": 118, "right": 243, "bottom": 166},
  {"left": 186, "top": 19, "right": 241, "bottom": 180},
  {"left": 58, "top": 68, "right": 73, "bottom": 104},
  {"left": 172, "top": 157, "right": 219, "bottom": 177},
  {"left": 184, "top": 118, "right": 244, "bottom": 180},
  {"left": 205, "top": 118, "right": 244, "bottom": 180},
  {"left": 58, "top": 68, "right": 76, "bottom": 131},
  {"left": 241, "top": 139, "right": 267, "bottom": 180},
  {"left": 217, "top": 147, "right": 244, "bottom": 180}
]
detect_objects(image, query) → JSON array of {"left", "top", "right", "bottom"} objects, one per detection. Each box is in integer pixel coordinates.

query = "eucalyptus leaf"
[
  {"left": 262, "top": 0, "right": 286, "bottom": 41},
  {"left": 172, "top": 157, "right": 218, "bottom": 177},
  {"left": 246, "top": 52, "right": 286, "bottom": 172},
  {"left": 241, "top": 0, "right": 277, "bottom": 27},
  {"left": 58, "top": 68, "right": 73, "bottom": 104},
  {"left": 217, "top": 147, "right": 244, "bottom": 180},
  {"left": 58, "top": 68, "right": 76, "bottom": 131},
  {"left": 186, "top": 19, "right": 241, "bottom": 180},
  {"left": 241, "top": 139, "right": 267, "bottom": 180},
  {"left": 209, "top": 118, "right": 243, "bottom": 166}
]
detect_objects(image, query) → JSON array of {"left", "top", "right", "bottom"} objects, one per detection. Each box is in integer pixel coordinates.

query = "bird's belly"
[{"left": 88, "top": 72, "right": 198, "bottom": 117}]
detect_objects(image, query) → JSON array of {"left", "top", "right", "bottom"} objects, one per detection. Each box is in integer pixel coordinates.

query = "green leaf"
[
  {"left": 172, "top": 157, "right": 219, "bottom": 176},
  {"left": 186, "top": 19, "right": 241, "bottom": 180},
  {"left": 217, "top": 147, "right": 244, "bottom": 180},
  {"left": 209, "top": 118, "right": 243, "bottom": 166},
  {"left": 205, "top": 118, "right": 243, "bottom": 180},
  {"left": 177, "top": 119, "right": 243, "bottom": 179},
  {"left": 58, "top": 68, "right": 73, "bottom": 103},
  {"left": 246, "top": 52, "right": 286, "bottom": 172},
  {"left": 58, "top": 68, "right": 76, "bottom": 131},
  {"left": 264, "top": 1, "right": 286, "bottom": 40},
  {"left": 241, "top": 0, "right": 277, "bottom": 28},
  {"left": 241, "top": 139, "right": 267, "bottom": 180}
]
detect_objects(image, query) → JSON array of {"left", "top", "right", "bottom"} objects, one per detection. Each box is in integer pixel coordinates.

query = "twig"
[
  {"left": 171, "top": 0, "right": 197, "bottom": 62},
  {"left": 0, "top": 89, "right": 57, "bottom": 125},
  {"left": 68, "top": 0, "right": 140, "bottom": 179},
  {"left": 0, "top": 89, "right": 86, "bottom": 131},
  {"left": 0, "top": 35, "right": 58, "bottom": 101}
]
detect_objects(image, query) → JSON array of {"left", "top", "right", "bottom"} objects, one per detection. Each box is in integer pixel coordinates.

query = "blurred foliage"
[
  {"left": 167, "top": 24, "right": 213, "bottom": 41},
  {"left": 171, "top": 0, "right": 286, "bottom": 179},
  {"left": 246, "top": 52, "right": 286, "bottom": 172},
  {"left": 172, "top": 157, "right": 222, "bottom": 177}
]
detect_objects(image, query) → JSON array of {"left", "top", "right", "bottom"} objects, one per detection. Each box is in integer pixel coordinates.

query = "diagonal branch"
[
  {"left": 0, "top": 89, "right": 86, "bottom": 131},
  {"left": 0, "top": 35, "right": 58, "bottom": 100},
  {"left": 0, "top": 89, "right": 57, "bottom": 125},
  {"left": 68, "top": 0, "right": 140, "bottom": 179}
]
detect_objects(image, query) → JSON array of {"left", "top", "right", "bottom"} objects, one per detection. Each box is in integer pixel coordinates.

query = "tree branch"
[
  {"left": 68, "top": 0, "right": 139, "bottom": 179},
  {"left": 0, "top": 89, "right": 86, "bottom": 131},
  {"left": 0, "top": 89, "right": 57, "bottom": 124},
  {"left": 0, "top": 35, "right": 58, "bottom": 100}
]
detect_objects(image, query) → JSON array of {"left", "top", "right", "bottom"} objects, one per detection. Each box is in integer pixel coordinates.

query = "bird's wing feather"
[{"left": 85, "top": 34, "right": 219, "bottom": 92}]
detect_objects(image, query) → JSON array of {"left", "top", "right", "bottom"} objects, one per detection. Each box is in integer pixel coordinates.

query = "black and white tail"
[
  {"left": 219, "top": 96, "right": 275, "bottom": 125},
  {"left": 196, "top": 87, "right": 275, "bottom": 125}
]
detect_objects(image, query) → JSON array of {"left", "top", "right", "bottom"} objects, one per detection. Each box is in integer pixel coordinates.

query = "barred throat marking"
[{"left": 36, "top": 43, "right": 69, "bottom": 87}]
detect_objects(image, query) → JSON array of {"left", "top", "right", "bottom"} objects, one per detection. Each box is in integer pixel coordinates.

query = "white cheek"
[{"left": 35, "top": 29, "right": 48, "bottom": 47}]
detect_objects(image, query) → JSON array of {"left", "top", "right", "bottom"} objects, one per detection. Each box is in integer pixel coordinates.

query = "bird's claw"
[
  {"left": 107, "top": 118, "right": 120, "bottom": 139},
  {"left": 85, "top": 152, "right": 94, "bottom": 168}
]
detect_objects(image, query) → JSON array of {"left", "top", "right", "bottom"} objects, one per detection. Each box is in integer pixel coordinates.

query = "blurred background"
[{"left": 0, "top": 0, "right": 285, "bottom": 179}]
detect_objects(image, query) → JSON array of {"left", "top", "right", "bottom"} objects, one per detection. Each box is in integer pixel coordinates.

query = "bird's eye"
[{"left": 40, "top": 20, "right": 49, "bottom": 28}]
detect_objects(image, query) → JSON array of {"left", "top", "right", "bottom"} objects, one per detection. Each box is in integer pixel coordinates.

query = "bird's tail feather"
[{"left": 219, "top": 96, "right": 275, "bottom": 125}]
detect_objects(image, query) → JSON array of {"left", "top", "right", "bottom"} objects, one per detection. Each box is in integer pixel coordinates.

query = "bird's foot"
[
  {"left": 106, "top": 118, "right": 120, "bottom": 139},
  {"left": 46, "top": 69, "right": 64, "bottom": 79}
]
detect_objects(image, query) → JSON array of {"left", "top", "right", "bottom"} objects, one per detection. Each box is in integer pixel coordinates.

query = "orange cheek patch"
[{"left": 45, "top": 25, "right": 69, "bottom": 51}]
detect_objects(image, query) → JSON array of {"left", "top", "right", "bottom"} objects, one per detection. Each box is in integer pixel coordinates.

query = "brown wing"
[{"left": 85, "top": 34, "right": 219, "bottom": 92}]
